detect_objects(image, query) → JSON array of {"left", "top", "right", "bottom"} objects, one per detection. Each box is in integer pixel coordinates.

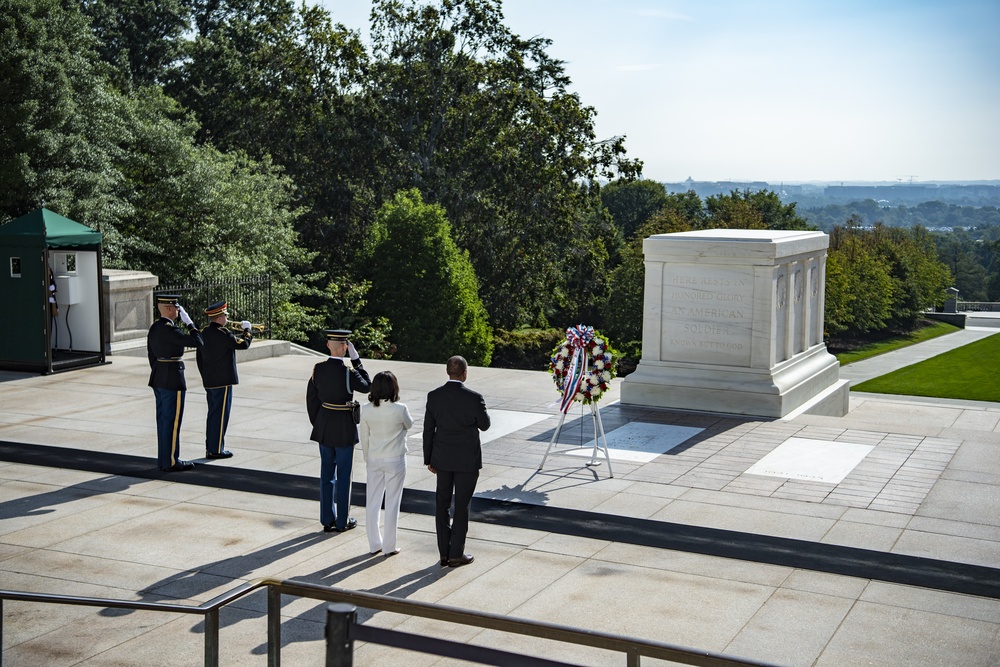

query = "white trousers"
[{"left": 365, "top": 455, "right": 407, "bottom": 553}]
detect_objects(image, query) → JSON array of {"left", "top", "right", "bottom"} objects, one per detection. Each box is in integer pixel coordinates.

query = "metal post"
[
  {"left": 204, "top": 608, "right": 219, "bottom": 667},
  {"left": 267, "top": 587, "right": 282, "bottom": 667},
  {"left": 325, "top": 603, "right": 357, "bottom": 667}
]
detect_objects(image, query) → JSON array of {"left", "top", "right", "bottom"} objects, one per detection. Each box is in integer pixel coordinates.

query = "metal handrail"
[{"left": 1, "top": 579, "right": 783, "bottom": 667}]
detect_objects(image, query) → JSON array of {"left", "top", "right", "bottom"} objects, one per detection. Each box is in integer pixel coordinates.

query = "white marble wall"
[
  {"left": 101, "top": 269, "right": 159, "bottom": 349},
  {"left": 621, "top": 229, "right": 848, "bottom": 418}
]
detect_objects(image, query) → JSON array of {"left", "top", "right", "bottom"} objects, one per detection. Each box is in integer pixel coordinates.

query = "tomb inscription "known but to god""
[{"left": 661, "top": 265, "right": 753, "bottom": 366}]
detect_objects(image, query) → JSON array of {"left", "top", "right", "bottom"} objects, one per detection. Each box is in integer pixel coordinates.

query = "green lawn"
[
  {"left": 832, "top": 320, "right": 961, "bottom": 366},
  {"left": 852, "top": 331, "right": 1000, "bottom": 402}
]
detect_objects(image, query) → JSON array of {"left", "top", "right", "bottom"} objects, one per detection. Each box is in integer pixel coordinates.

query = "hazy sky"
[{"left": 318, "top": 1, "right": 1000, "bottom": 183}]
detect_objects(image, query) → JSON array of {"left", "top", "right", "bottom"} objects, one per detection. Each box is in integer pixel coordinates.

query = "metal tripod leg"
[
  {"left": 584, "top": 402, "right": 613, "bottom": 477},
  {"left": 538, "top": 411, "right": 568, "bottom": 470}
]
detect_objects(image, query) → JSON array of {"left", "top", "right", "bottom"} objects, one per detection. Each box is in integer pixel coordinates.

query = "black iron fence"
[{"left": 159, "top": 275, "right": 272, "bottom": 338}]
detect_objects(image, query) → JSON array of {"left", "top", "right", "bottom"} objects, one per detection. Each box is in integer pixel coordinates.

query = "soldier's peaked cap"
[
  {"left": 205, "top": 300, "right": 228, "bottom": 317},
  {"left": 325, "top": 329, "right": 351, "bottom": 341},
  {"left": 155, "top": 293, "right": 180, "bottom": 306}
]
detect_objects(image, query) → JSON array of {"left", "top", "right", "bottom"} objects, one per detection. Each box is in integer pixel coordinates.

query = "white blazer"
[{"left": 359, "top": 401, "right": 413, "bottom": 461}]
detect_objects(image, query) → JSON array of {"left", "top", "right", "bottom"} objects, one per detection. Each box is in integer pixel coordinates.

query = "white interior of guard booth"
[{"left": 49, "top": 250, "right": 102, "bottom": 352}]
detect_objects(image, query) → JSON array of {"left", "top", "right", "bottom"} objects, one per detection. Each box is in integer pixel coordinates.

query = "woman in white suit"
[{"left": 359, "top": 371, "right": 413, "bottom": 555}]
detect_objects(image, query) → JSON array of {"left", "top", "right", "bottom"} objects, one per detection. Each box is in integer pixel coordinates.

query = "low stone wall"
[
  {"left": 102, "top": 269, "right": 158, "bottom": 352},
  {"left": 924, "top": 312, "right": 967, "bottom": 328}
]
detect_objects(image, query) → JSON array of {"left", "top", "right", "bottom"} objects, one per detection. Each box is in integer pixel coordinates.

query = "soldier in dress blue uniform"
[
  {"left": 306, "top": 329, "right": 371, "bottom": 532},
  {"left": 147, "top": 294, "right": 204, "bottom": 472},
  {"left": 196, "top": 300, "right": 252, "bottom": 460}
]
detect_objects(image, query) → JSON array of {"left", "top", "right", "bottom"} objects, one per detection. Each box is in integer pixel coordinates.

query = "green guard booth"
[{"left": 0, "top": 208, "right": 108, "bottom": 373}]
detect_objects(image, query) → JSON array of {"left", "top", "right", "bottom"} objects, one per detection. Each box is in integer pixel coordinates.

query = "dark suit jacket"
[
  {"left": 306, "top": 357, "right": 371, "bottom": 447},
  {"left": 423, "top": 381, "right": 491, "bottom": 472},
  {"left": 197, "top": 322, "right": 252, "bottom": 388},
  {"left": 147, "top": 317, "right": 204, "bottom": 391}
]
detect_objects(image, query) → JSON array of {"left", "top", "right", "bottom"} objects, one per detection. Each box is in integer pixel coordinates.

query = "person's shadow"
[
  {"left": 0, "top": 474, "right": 137, "bottom": 519},
  {"left": 98, "top": 531, "right": 382, "bottom": 631}
]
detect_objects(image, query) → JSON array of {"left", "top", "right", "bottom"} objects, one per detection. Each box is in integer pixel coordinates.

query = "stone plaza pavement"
[{"left": 2, "top": 327, "right": 1000, "bottom": 666}]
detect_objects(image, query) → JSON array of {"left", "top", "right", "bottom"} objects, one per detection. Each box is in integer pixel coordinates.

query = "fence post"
[
  {"left": 325, "top": 603, "right": 356, "bottom": 667},
  {"left": 268, "top": 586, "right": 281, "bottom": 667},
  {"left": 204, "top": 608, "right": 219, "bottom": 667}
]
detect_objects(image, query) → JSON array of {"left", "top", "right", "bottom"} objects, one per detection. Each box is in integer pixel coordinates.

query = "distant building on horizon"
[{"left": 661, "top": 179, "right": 1000, "bottom": 207}]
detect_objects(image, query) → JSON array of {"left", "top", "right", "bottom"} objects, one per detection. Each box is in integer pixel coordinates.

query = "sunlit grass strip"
[
  {"left": 834, "top": 320, "right": 961, "bottom": 366},
  {"left": 852, "top": 332, "right": 1000, "bottom": 402}
]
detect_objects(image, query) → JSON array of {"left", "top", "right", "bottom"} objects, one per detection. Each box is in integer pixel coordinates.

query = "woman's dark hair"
[{"left": 368, "top": 371, "right": 400, "bottom": 406}]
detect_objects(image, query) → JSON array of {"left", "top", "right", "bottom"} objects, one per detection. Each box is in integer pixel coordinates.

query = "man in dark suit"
[
  {"left": 147, "top": 293, "right": 204, "bottom": 472},
  {"left": 423, "top": 355, "right": 491, "bottom": 567},
  {"left": 196, "top": 300, "right": 252, "bottom": 459},
  {"left": 307, "top": 329, "right": 371, "bottom": 532}
]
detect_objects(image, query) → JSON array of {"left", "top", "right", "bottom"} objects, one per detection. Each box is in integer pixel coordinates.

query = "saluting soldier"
[
  {"left": 147, "top": 294, "right": 204, "bottom": 472},
  {"left": 306, "top": 329, "right": 371, "bottom": 532},
  {"left": 196, "top": 300, "right": 253, "bottom": 460}
]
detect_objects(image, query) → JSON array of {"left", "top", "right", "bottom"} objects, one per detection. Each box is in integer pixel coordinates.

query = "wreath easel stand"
[
  {"left": 538, "top": 388, "right": 613, "bottom": 478},
  {"left": 538, "top": 326, "right": 615, "bottom": 478}
]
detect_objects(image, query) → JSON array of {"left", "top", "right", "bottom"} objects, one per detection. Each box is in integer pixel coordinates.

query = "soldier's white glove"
[
  {"left": 347, "top": 341, "right": 360, "bottom": 361},
  {"left": 178, "top": 306, "right": 194, "bottom": 327},
  {"left": 241, "top": 320, "right": 252, "bottom": 331},
  {"left": 49, "top": 295, "right": 56, "bottom": 304}
]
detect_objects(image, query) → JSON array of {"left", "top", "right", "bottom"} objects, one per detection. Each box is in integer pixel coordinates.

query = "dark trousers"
[
  {"left": 435, "top": 470, "right": 479, "bottom": 560},
  {"left": 153, "top": 388, "right": 185, "bottom": 469},
  {"left": 319, "top": 445, "right": 355, "bottom": 529},
  {"left": 205, "top": 386, "right": 233, "bottom": 454}
]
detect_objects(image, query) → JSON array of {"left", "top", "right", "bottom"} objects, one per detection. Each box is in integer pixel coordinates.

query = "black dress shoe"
[
  {"left": 440, "top": 558, "right": 449, "bottom": 567},
  {"left": 161, "top": 460, "right": 195, "bottom": 472},
  {"left": 330, "top": 517, "right": 357, "bottom": 533},
  {"left": 447, "top": 554, "right": 475, "bottom": 567},
  {"left": 206, "top": 450, "right": 233, "bottom": 459},
  {"left": 323, "top": 525, "right": 337, "bottom": 533}
]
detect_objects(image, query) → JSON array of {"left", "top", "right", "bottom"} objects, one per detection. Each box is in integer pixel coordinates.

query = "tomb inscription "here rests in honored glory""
[{"left": 661, "top": 265, "right": 753, "bottom": 367}]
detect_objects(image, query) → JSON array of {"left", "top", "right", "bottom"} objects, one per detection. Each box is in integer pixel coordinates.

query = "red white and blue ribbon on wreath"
[{"left": 558, "top": 325, "right": 595, "bottom": 413}]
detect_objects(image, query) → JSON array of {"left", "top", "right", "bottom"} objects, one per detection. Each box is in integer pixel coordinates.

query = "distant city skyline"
[{"left": 318, "top": 1, "right": 1000, "bottom": 183}]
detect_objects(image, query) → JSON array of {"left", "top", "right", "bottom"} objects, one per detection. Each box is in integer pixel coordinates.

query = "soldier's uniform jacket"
[
  {"left": 197, "top": 322, "right": 252, "bottom": 388},
  {"left": 306, "top": 357, "right": 371, "bottom": 447},
  {"left": 147, "top": 317, "right": 204, "bottom": 391}
]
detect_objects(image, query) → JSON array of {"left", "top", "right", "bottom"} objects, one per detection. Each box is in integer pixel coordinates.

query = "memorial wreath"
[{"left": 549, "top": 325, "right": 619, "bottom": 412}]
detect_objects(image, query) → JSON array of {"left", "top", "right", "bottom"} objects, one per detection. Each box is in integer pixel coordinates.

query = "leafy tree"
[
  {"left": 933, "top": 227, "right": 989, "bottom": 301},
  {"left": 705, "top": 189, "right": 810, "bottom": 231},
  {"left": 0, "top": 0, "right": 119, "bottom": 223},
  {"left": 80, "top": 0, "right": 190, "bottom": 89},
  {"left": 825, "top": 218, "right": 950, "bottom": 338},
  {"left": 170, "top": 0, "right": 373, "bottom": 265},
  {"left": 825, "top": 224, "right": 895, "bottom": 337},
  {"left": 601, "top": 179, "right": 668, "bottom": 239},
  {"left": 872, "top": 224, "right": 952, "bottom": 330},
  {"left": 987, "top": 238, "right": 1000, "bottom": 301},
  {"left": 662, "top": 190, "right": 708, "bottom": 228},
  {"left": 367, "top": 0, "right": 641, "bottom": 328},
  {"left": 99, "top": 87, "right": 318, "bottom": 341},
  {"left": 366, "top": 189, "right": 493, "bottom": 365}
]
